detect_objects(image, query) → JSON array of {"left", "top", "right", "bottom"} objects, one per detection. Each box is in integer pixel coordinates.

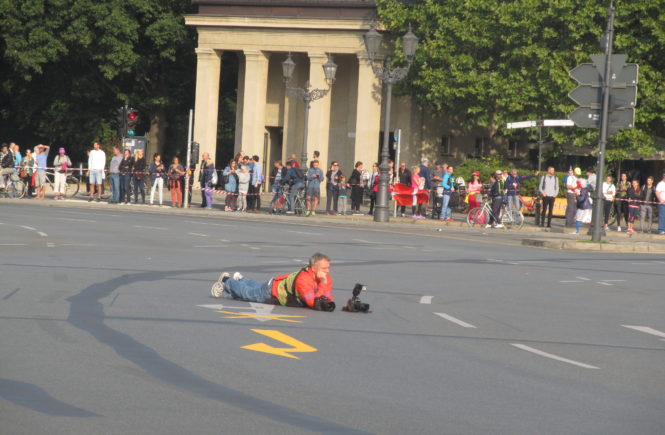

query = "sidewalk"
[{"left": 5, "top": 192, "right": 665, "bottom": 254}]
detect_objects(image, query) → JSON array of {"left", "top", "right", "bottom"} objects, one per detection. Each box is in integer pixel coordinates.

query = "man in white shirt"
[
  {"left": 656, "top": 173, "right": 665, "bottom": 235},
  {"left": 564, "top": 167, "right": 579, "bottom": 228},
  {"left": 88, "top": 142, "right": 106, "bottom": 202}
]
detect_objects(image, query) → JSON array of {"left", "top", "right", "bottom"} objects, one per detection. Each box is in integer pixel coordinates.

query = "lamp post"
[
  {"left": 364, "top": 24, "right": 419, "bottom": 223},
  {"left": 282, "top": 53, "right": 338, "bottom": 167}
]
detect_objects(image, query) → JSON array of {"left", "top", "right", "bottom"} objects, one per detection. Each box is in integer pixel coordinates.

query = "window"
[
  {"left": 440, "top": 136, "right": 451, "bottom": 155},
  {"left": 475, "top": 137, "right": 488, "bottom": 157},
  {"left": 508, "top": 140, "right": 518, "bottom": 159}
]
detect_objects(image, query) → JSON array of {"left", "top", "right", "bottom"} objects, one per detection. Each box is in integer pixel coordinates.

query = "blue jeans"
[
  {"left": 659, "top": 204, "right": 665, "bottom": 233},
  {"left": 506, "top": 195, "right": 520, "bottom": 211},
  {"left": 440, "top": 193, "right": 452, "bottom": 219},
  {"left": 120, "top": 174, "right": 131, "bottom": 203},
  {"left": 224, "top": 277, "right": 272, "bottom": 302},
  {"left": 110, "top": 173, "right": 120, "bottom": 202},
  {"left": 288, "top": 182, "right": 304, "bottom": 211}
]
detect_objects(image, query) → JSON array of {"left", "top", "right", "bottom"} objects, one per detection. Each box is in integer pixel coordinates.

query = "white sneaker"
[
  {"left": 485, "top": 224, "right": 492, "bottom": 229},
  {"left": 617, "top": 227, "right": 621, "bottom": 232},
  {"left": 218, "top": 272, "right": 230, "bottom": 283},
  {"left": 210, "top": 281, "right": 224, "bottom": 298},
  {"left": 233, "top": 271, "right": 243, "bottom": 281},
  {"left": 495, "top": 224, "right": 504, "bottom": 228}
]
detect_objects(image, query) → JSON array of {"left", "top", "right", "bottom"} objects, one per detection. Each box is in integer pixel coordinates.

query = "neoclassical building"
[{"left": 185, "top": 0, "right": 506, "bottom": 176}]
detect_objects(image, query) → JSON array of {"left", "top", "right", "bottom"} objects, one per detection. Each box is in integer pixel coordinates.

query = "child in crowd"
[
  {"left": 337, "top": 175, "right": 349, "bottom": 215},
  {"left": 237, "top": 165, "right": 250, "bottom": 212}
]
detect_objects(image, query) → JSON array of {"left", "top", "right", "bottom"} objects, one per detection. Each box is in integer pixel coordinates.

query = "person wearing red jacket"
[{"left": 211, "top": 253, "right": 335, "bottom": 311}]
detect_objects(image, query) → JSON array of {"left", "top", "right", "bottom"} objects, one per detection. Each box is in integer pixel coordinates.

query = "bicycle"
[
  {"left": 45, "top": 170, "right": 80, "bottom": 198},
  {"left": 467, "top": 195, "right": 524, "bottom": 229},
  {"left": 277, "top": 185, "right": 306, "bottom": 215},
  {"left": 0, "top": 172, "right": 26, "bottom": 199}
]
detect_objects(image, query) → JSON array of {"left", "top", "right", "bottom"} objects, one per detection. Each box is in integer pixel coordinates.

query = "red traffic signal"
[{"left": 127, "top": 108, "right": 139, "bottom": 136}]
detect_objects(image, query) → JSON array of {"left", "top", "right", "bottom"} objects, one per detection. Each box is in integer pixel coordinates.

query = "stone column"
[
  {"left": 306, "top": 52, "right": 333, "bottom": 171},
  {"left": 353, "top": 53, "right": 382, "bottom": 168},
  {"left": 193, "top": 48, "right": 222, "bottom": 169},
  {"left": 239, "top": 50, "right": 269, "bottom": 158}
]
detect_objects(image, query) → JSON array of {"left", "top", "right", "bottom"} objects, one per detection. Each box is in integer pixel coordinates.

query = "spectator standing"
[
  {"left": 440, "top": 165, "right": 455, "bottom": 222},
  {"left": 34, "top": 145, "right": 50, "bottom": 200},
  {"left": 0, "top": 143, "right": 16, "bottom": 189},
  {"left": 410, "top": 165, "right": 425, "bottom": 219},
  {"left": 430, "top": 161, "right": 445, "bottom": 219},
  {"left": 397, "top": 162, "right": 411, "bottom": 217},
  {"left": 602, "top": 175, "right": 616, "bottom": 230},
  {"left": 269, "top": 160, "right": 286, "bottom": 213},
  {"left": 586, "top": 169, "right": 597, "bottom": 192},
  {"left": 53, "top": 147, "right": 72, "bottom": 200},
  {"left": 467, "top": 171, "right": 483, "bottom": 212},
  {"left": 337, "top": 175, "right": 349, "bottom": 214},
  {"left": 11, "top": 143, "right": 22, "bottom": 167},
  {"left": 199, "top": 152, "right": 211, "bottom": 208},
  {"left": 285, "top": 160, "right": 305, "bottom": 214},
  {"left": 168, "top": 157, "right": 185, "bottom": 208},
  {"left": 289, "top": 154, "right": 300, "bottom": 168},
  {"left": 325, "top": 161, "right": 341, "bottom": 215},
  {"left": 109, "top": 146, "right": 122, "bottom": 204},
  {"left": 223, "top": 160, "right": 239, "bottom": 211},
  {"left": 247, "top": 155, "right": 262, "bottom": 213},
  {"left": 487, "top": 170, "right": 505, "bottom": 228},
  {"left": 505, "top": 168, "right": 538, "bottom": 212},
  {"left": 119, "top": 149, "right": 133, "bottom": 204},
  {"left": 348, "top": 161, "right": 364, "bottom": 215},
  {"left": 133, "top": 149, "right": 146, "bottom": 204},
  {"left": 306, "top": 159, "right": 324, "bottom": 216},
  {"left": 615, "top": 172, "right": 630, "bottom": 231},
  {"left": 367, "top": 162, "right": 379, "bottom": 216},
  {"left": 574, "top": 179, "right": 592, "bottom": 235},
  {"left": 640, "top": 176, "right": 655, "bottom": 233},
  {"left": 88, "top": 142, "right": 105, "bottom": 202},
  {"left": 626, "top": 179, "right": 642, "bottom": 234},
  {"left": 237, "top": 165, "right": 250, "bottom": 212},
  {"left": 149, "top": 153, "right": 166, "bottom": 206},
  {"left": 564, "top": 167, "right": 579, "bottom": 228},
  {"left": 200, "top": 155, "right": 216, "bottom": 209},
  {"left": 21, "top": 149, "right": 35, "bottom": 198},
  {"left": 538, "top": 166, "right": 559, "bottom": 228},
  {"left": 419, "top": 158, "right": 431, "bottom": 216},
  {"left": 655, "top": 173, "right": 665, "bottom": 235}
]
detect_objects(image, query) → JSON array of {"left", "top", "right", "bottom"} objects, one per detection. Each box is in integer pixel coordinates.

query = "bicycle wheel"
[
  {"left": 11, "top": 180, "right": 26, "bottom": 199},
  {"left": 467, "top": 207, "right": 488, "bottom": 227},
  {"left": 607, "top": 204, "right": 616, "bottom": 226},
  {"left": 65, "top": 175, "right": 80, "bottom": 198},
  {"left": 294, "top": 196, "right": 305, "bottom": 215},
  {"left": 510, "top": 210, "right": 524, "bottom": 229}
]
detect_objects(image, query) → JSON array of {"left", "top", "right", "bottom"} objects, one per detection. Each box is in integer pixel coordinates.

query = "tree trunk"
[{"left": 147, "top": 108, "right": 168, "bottom": 159}]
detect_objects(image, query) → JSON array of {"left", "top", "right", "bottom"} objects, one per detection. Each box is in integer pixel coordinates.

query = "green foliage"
[{"left": 377, "top": 0, "right": 665, "bottom": 160}]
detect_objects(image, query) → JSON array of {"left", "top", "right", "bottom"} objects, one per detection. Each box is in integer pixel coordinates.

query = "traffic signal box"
[{"left": 568, "top": 54, "right": 638, "bottom": 135}]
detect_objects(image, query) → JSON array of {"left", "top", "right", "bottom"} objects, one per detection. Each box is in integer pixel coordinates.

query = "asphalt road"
[{"left": 1, "top": 204, "right": 664, "bottom": 435}]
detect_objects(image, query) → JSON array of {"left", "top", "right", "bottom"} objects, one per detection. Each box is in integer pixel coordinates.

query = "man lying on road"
[{"left": 210, "top": 252, "right": 335, "bottom": 311}]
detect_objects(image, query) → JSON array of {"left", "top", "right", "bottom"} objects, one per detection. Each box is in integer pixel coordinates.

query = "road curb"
[{"left": 521, "top": 238, "right": 665, "bottom": 253}]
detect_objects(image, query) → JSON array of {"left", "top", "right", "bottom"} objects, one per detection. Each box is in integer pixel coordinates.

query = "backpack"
[
  {"left": 294, "top": 167, "right": 306, "bottom": 179},
  {"left": 210, "top": 168, "right": 218, "bottom": 186}
]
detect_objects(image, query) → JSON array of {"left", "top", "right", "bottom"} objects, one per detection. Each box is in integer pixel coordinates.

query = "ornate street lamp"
[
  {"left": 282, "top": 53, "right": 338, "bottom": 167},
  {"left": 364, "top": 24, "right": 419, "bottom": 223}
]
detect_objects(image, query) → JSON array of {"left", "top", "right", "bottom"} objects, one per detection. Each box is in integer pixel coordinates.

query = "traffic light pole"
[
  {"left": 184, "top": 109, "right": 193, "bottom": 209},
  {"left": 591, "top": 3, "right": 615, "bottom": 242}
]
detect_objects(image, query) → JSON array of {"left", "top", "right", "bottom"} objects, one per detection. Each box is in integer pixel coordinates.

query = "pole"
[
  {"left": 393, "top": 128, "right": 401, "bottom": 217},
  {"left": 301, "top": 97, "right": 310, "bottom": 168},
  {"left": 374, "top": 80, "right": 393, "bottom": 222},
  {"left": 184, "top": 109, "right": 193, "bottom": 209},
  {"left": 591, "top": 2, "right": 614, "bottom": 242},
  {"left": 535, "top": 125, "right": 543, "bottom": 224}
]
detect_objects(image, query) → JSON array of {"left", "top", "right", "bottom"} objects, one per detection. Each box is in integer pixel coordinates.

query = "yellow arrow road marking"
[
  {"left": 242, "top": 329, "right": 317, "bottom": 359},
  {"left": 215, "top": 310, "right": 306, "bottom": 323}
]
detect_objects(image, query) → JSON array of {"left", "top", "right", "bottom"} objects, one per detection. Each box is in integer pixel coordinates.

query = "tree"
[
  {"left": 0, "top": 0, "right": 196, "bottom": 160},
  {"left": 376, "top": 0, "right": 665, "bottom": 161}
]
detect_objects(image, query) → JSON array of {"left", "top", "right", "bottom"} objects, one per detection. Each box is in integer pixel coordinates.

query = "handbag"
[{"left": 19, "top": 168, "right": 28, "bottom": 178}]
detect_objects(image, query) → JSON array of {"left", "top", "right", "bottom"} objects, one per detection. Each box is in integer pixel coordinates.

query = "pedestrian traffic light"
[
  {"left": 127, "top": 108, "right": 139, "bottom": 136},
  {"left": 116, "top": 106, "right": 126, "bottom": 137},
  {"left": 191, "top": 141, "right": 200, "bottom": 164}
]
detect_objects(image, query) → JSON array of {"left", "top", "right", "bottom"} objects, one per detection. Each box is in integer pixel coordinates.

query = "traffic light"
[
  {"left": 568, "top": 54, "right": 638, "bottom": 135},
  {"left": 127, "top": 108, "right": 139, "bottom": 136},
  {"left": 116, "top": 106, "right": 126, "bottom": 137},
  {"left": 191, "top": 142, "right": 200, "bottom": 164}
]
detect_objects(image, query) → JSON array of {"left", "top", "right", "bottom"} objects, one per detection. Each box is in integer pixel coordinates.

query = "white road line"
[
  {"left": 622, "top": 325, "right": 665, "bottom": 339},
  {"left": 134, "top": 225, "right": 167, "bottom": 230},
  {"left": 193, "top": 245, "right": 229, "bottom": 248},
  {"left": 559, "top": 280, "right": 583, "bottom": 283},
  {"left": 54, "top": 217, "right": 97, "bottom": 223},
  {"left": 184, "top": 220, "right": 233, "bottom": 227},
  {"left": 46, "top": 242, "right": 55, "bottom": 248},
  {"left": 575, "top": 276, "right": 590, "bottom": 281},
  {"left": 600, "top": 280, "right": 626, "bottom": 282},
  {"left": 37, "top": 232, "right": 48, "bottom": 237},
  {"left": 420, "top": 296, "right": 433, "bottom": 304},
  {"left": 511, "top": 343, "right": 599, "bottom": 369},
  {"left": 292, "top": 259, "right": 303, "bottom": 263},
  {"left": 220, "top": 239, "right": 229, "bottom": 242},
  {"left": 286, "top": 230, "right": 323, "bottom": 236},
  {"left": 0, "top": 243, "right": 27, "bottom": 246},
  {"left": 486, "top": 258, "right": 503, "bottom": 262},
  {"left": 187, "top": 232, "right": 208, "bottom": 237},
  {"left": 597, "top": 281, "right": 613, "bottom": 286},
  {"left": 352, "top": 238, "right": 384, "bottom": 245},
  {"left": 434, "top": 312, "right": 477, "bottom": 328},
  {"left": 20, "top": 225, "right": 36, "bottom": 231}
]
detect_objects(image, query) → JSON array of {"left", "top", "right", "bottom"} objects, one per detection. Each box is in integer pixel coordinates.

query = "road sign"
[
  {"left": 569, "top": 85, "right": 602, "bottom": 108},
  {"left": 569, "top": 63, "right": 602, "bottom": 85},
  {"left": 242, "top": 329, "right": 317, "bottom": 359},
  {"left": 569, "top": 107, "right": 634, "bottom": 131},
  {"left": 609, "top": 86, "right": 637, "bottom": 109}
]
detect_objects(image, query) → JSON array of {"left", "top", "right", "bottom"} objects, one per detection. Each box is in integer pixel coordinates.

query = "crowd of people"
[{"left": 3, "top": 141, "right": 665, "bottom": 235}]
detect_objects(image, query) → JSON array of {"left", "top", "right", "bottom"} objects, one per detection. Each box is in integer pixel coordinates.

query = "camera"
[{"left": 343, "top": 283, "right": 371, "bottom": 313}]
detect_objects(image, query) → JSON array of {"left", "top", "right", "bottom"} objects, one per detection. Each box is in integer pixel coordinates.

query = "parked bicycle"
[
  {"left": 45, "top": 170, "right": 80, "bottom": 198},
  {"left": 467, "top": 195, "right": 524, "bottom": 229},
  {"left": 0, "top": 173, "right": 26, "bottom": 199}
]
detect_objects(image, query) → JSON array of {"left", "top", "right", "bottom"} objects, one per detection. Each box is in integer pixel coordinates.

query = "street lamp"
[
  {"left": 282, "top": 53, "right": 338, "bottom": 167},
  {"left": 364, "top": 24, "right": 419, "bottom": 222}
]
